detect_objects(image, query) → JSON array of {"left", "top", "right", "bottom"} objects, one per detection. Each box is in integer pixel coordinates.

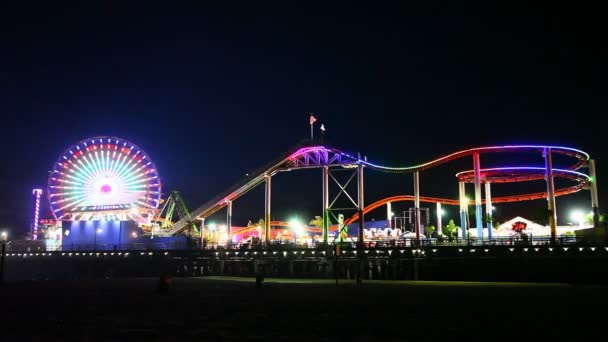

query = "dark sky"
[{"left": 1, "top": 2, "right": 606, "bottom": 237}]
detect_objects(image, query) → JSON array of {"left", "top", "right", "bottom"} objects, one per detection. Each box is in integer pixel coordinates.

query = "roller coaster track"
[{"left": 166, "top": 144, "right": 590, "bottom": 235}]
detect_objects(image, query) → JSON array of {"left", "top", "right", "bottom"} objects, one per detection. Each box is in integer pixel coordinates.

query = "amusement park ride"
[
  {"left": 163, "top": 143, "right": 598, "bottom": 245},
  {"left": 33, "top": 136, "right": 600, "bottom": 247}
]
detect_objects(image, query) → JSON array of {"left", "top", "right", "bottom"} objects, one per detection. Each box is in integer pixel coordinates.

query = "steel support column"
[
  {"left": 473, "top": 153, "right": 483, "bottom": 241},
  {"left": 387, "top": 201, "right": 392, "bottom": 229},
  {"left": 265, "top": 175, "right": 271, "bottom": 243},
  {"left": 200, "top": 217, "right": 205, "bottom": 250},
  {"left": 357, "top": 157, "right": 365, "bottom": 285},
  {"left": 357, "top": 160, "right": 365, "bottom": 246},
  {"left": 544, "top": 148, "right": 557, "bottom": 242},
  {"left": 459, "top": 181, "right": 468, "bottom": 238},
  {"left": 485, "top": 182, "right": 493, "bottom": 239},
  {"left": 226, "top": 200, "right": 232, "bottom": 244},
  {"left": 414, "top": 171, "right": 421, "bottom": 240},
  {"left": 436, "top": 202, "right": 442, "bottom": 235},
  {"left": 322, "top": 166, "right": 329, "bottom": 243},
  {"left": 589, "top": 159, "right": 600, "bottom": 229}
]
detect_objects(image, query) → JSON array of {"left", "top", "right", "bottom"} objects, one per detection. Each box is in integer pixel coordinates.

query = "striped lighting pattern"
[{"left": 47, "top": 137, "right": 161, "bottom": 220}]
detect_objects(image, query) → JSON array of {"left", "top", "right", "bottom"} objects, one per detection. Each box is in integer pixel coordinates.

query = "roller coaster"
[{"left": 162, "top": 143, "right": 598, "bottom": 244}]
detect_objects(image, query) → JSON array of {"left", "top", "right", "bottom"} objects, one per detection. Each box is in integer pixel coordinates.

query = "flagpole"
[{"left": 310, "top": 124, "right": 313, "bottom": 141}]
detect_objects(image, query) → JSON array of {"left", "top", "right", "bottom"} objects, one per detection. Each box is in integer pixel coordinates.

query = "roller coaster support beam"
[
  {"left": 387, "top": 201, "right": 392, "bottom": 229},
  {"left": 589, "top": 159, "right": 600, "bottom": 229},
  {"left": 200, "top": 217, "right": 205, "bottom": 250},
  {"left": 473, "top": 153, "right": 483, "bottom": 241},
  {"left": 265, "top": 175, "right": 272, "bottom": 243},
  {"left": 322, "top": 166, "right": 329, "bottom": 243},
  {"left": 544, "top": 148, "right": 558, "bottom": 242},
  {"left": 357, "top": 154, "right": 365, "bottom": 284},
  {"left": 414, "top": 171, "right": 421, "bottom": 241},
  {"left": 485, "top": 182, "right": 493, "bottom": 239},
  {"left": 459, "top": 181, "right": 468, "bottom": 238},
  {"left": 226, "top": 200, "right": 232, "bottom": 244},
  {"left": 436, "top": 202, "right": 442, "bottom": 235}
]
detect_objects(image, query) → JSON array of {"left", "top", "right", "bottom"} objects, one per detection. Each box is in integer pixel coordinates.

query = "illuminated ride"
[
  {"left": 47, "top": 136, "right": 162, "bottom": 224},
  {"left": 164, "top": 144, "right": 597, "bottom": 244},
  {"left": 152, "top": 190, "right": 197, "bottom": 234}
]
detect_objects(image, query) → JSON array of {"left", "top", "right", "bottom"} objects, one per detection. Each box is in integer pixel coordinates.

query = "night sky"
[{"left": 1, "top": 2, "right": 606, "bottom": 237}]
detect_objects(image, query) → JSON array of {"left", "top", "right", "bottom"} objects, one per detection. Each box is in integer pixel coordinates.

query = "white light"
[
  {"left": 148, "top": 252, "right": 153, "bottom": 256},
  {"left": 590, "top": 247, "right": 596, "bottom": 251},
  {"left": 578, "top": 247, "right": 584, "bottom": 251},
  {"left": 534, "top": 248, "right": 539, "bottom": 252},
  {"left": 483, "top": 249, "right": 488, "bottom": 253},
  {"left": 563, "top": 247, "right": 569, "bottom": 251},
  {"left": 438, "top": 209, "right": 445, "bottom": 216},
  {"left": 391, "top": 212, "right": 395, "bottom": 217},
  {"left": 548, "top": 248, "right": 553, "bottom": 252},
  {"left": 570, "top": 210, "right": 585, "bottom": 226},
  {"left": 432, "top": 249, "right": 437, "bottom": 253},
  {"left": 272, "top": 251, "right": 277, "bottom": 255},
  {"left": 523, "top": 248, "right": 528, "bottom": 252},
  {"left": 288, "top": 218, "right": 304, "bottom": 236},
  {"left": 491, "top": 206, "right": 496, "bottom": 211},
  {"left": 96, "top": 228, "right": 103, "bottom": 233},
  {"left": 509, "top": 248, "right": 514, "bottom": 252},
  {"left": 458, "top": 249, "right": 463, "bottom": 252},
  {"left": 470, "top": 249, "right": 476, "bottom": 253},
  {"left": 164, "top": 252, "right": 168, "bottom": 256}
]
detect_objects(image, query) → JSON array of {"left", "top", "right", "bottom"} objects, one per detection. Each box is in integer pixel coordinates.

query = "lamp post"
[
  {"left": 289, "top": 218, "right": 304, "bottom": 245},
  {"left": 1, "top": 231, "right": 8, "bottom": 284}
]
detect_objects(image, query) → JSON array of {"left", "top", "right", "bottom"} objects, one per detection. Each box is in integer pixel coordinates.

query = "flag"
[
  {"left": 320, "top": 124, "right": 325, "bottom": 132},
  {"left": 309, "top": 114, "right": 317, "bottom": 125}
]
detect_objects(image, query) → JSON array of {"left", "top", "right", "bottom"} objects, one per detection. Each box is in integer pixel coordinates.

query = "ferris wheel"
[{"left": 47, "top": 136, "right": 162, "bottom": 221}]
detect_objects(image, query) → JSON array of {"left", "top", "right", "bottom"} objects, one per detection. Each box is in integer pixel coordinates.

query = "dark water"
[{"left": 0, "top": 278, "right": 605, "bottom": 341}]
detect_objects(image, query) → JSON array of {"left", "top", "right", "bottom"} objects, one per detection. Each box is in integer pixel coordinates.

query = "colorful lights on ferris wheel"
[{"left": 47, "top": 136, "right": 161, "bottom": 221}]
